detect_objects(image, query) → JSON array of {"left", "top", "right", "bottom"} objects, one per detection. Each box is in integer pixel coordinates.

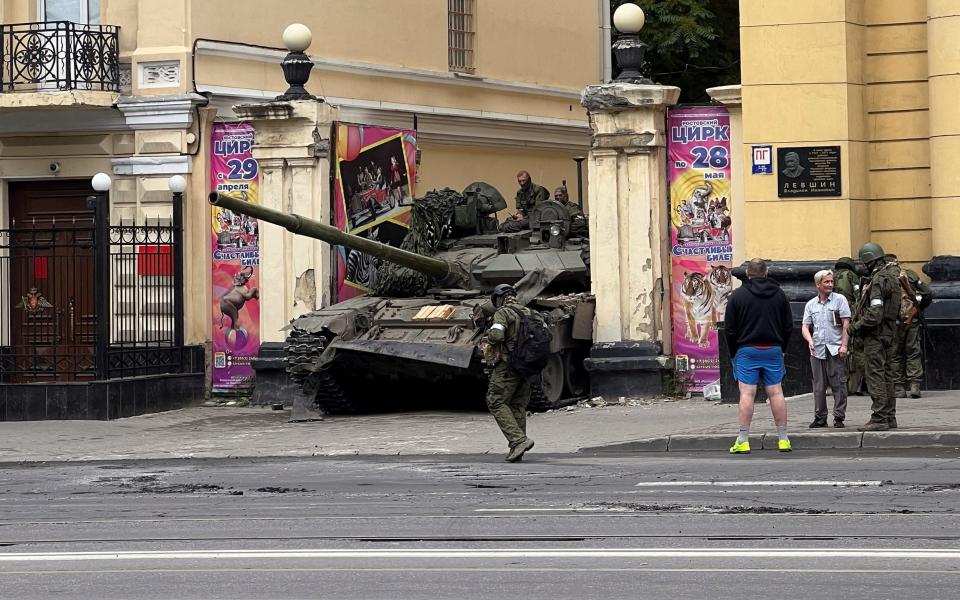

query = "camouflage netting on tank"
[{"left": 371, "top": 188, "right": 459, "bottom": 297}]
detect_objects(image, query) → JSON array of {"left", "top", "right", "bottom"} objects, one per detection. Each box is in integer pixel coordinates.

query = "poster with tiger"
[{"left": 668, "top": 107, "right": 733, "bottom": 392}]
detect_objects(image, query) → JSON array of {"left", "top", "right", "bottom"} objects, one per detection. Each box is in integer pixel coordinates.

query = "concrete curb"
[
  {"left": 578, "top": 431, "right": 960, "bottom": 453},
  {"left": 668, "top": 433, "right": 763, "bottom": 452}
]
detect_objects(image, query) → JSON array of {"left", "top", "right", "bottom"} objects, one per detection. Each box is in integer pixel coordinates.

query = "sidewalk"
[{"left": 0, "top": 391, "right": 958, "bottom": 463}]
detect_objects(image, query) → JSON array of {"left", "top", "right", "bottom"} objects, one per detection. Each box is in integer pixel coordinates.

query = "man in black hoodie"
[{"left": 724, "top": 259, "right": 795, "bottom": 454}]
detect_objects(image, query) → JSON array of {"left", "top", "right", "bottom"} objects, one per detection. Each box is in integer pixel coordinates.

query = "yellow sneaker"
[
  {"left": 729, "top": 440, "right": 751, "bottom": 454},
  {"left": 778, "top": 439, "right": 792, "bottom": 452}
]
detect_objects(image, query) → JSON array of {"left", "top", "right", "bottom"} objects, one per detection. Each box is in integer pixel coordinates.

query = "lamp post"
[
  {"left": 573, "top": 156, "right": 586, "bottom": 210},
  {"left": 276, "top": 23, "right": 316, "bottom": 101},
  {"left": 89, "top": 172, "right": 111, "bottom": 379},
  {"left": 168, "top": 175, "right": 187, "bottom": 353},
  {"left": 611, "top": 3, "right": 652, "bottom": 84}
]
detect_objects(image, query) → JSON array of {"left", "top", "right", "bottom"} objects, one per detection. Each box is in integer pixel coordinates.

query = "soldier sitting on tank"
[
  {"left": 553, "top": 186, "right": 589, "bottom": 238},
  {"left": 483, "top": 284, "right": 537, "bottom": 463},
  {"left": 501, "top": 170, "right": 549, "bottom": 233}
]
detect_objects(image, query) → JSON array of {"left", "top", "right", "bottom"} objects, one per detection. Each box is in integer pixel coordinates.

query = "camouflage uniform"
[
  {"left": 889, "top": 266, "right": 932, "bottom": 398},
  {"left": 552, "top": 186, "right": 589, "bottom": 238},
  {"left": 501, "top": 180, "right": 549, "bottom": 233},
  {"left": 850, "top": 257, "right": 901, "bottom": 429},
  {"left": 485, "top": 297, "right": 534, "bottom": 449},
  {"left": 833, "top": 258, "right": 864, "bottom": 395}
]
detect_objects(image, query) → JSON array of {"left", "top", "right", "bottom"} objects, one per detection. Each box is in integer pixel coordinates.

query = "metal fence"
[
  {"left": 0, "top": 196, "right": 184, "bottom": 382},
  {"left": 1, "top": 21, "right": 120, "bottom": 92}
]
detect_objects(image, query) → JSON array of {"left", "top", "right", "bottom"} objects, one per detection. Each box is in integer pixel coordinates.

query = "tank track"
[
  {"left": 284, "top": 329, "right": 327, "bottom": 388},
  {"left": 285, "top": 329, "right": 358, "bottom": 414},
  {"left": 527, "top": 376, "right": 551, "bottom": 413},
  {"left": 309, "top": 365, "right": 359, "bottom": 415}
]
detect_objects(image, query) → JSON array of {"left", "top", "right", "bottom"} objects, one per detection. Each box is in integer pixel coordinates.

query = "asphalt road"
[{"left": 1, "top": 449, "right": 960, "bottom": 599}]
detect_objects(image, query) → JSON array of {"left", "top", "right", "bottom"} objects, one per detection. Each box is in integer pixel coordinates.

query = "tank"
[{"left": 209, "top": 184, "right": 594, "bottom": 414}]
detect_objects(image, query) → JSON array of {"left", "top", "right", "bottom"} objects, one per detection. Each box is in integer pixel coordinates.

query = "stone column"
[
  {"left": 287, "top": 157, "right": 320, "bottom": 318},
  {"left": 928, "top": 2, "right": 960, "bottom": 257},
  {"left": 232, "top": 100, "right": 339, "bottom": 343},
  {"left": 580, "top": 83, "right": 679, "bottom": 398},
  {"left": 255, "top": 157, "right": 288, "bottom": 342},
  {"left": 923, "top": 2, "right": 960, "bottom": 393}
]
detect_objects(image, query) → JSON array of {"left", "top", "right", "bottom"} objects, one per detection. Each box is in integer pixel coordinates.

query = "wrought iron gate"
[{"left": 1, "top": 195, "right": 185, "bottom": 382}]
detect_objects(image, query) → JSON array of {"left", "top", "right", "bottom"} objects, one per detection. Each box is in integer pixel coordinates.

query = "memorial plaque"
[{"left": 777, "top": 146, "right": 841, "bottom": 198}]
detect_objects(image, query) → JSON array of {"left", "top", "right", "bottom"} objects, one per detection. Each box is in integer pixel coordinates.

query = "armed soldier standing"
[
  {"left": 833, "top": 257, "right": 865, "bottom": 395},
  {"left": 849, "top": 242, "right": 902, "bottom": 431},
  {"left": 483, "top": 284, "right": 537, "bottom": 462},
  {"left": 501, "top": 170, "right": 549, "bottom": 233},
  {"left": 884, "top": 254, "right": 933, "bottom": 399}
]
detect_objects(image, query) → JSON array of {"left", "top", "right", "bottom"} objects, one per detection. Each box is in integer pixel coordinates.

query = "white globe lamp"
[
  {"left": 282, "top": 23, "right": 312, "bottom": 53},
  {"left": 168, "top": 175, "right": 187, "bottom": 194},
  {"left": 91, "top": 172, "right": 112, "bottom": 192},
  {"left": 613, "top": 3, "right": 645, "bottom": 34}
]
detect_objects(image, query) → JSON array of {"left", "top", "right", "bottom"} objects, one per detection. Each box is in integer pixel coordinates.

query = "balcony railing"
[{"left": 0, "top": 21, "right": 120, "bottom": 93}]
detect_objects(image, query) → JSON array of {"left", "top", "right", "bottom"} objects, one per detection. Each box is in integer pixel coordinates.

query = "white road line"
[
  {"left": 475, "top": 508, "right": 607, "bottom": 512},
  {"left": 4, "top": 567, "right": 960, "bottom": 575},
  {"left": 634, "top": 481, "right": 884, "bottom": 488},
  {"left": 2, "top": 548, "right": 960, "bottom": 562}
]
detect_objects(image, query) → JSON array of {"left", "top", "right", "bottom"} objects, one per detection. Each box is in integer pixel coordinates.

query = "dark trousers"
[
  {"left": 863, "top": 335, "right": 897, "bottom": 423},
  {"left": 811, "top": 350, "right": 847, "bottom": 422}
]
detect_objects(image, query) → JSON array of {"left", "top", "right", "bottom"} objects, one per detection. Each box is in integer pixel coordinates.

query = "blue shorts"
[{"left": 733, "top": 346, "right": 785, "bottom": 386}]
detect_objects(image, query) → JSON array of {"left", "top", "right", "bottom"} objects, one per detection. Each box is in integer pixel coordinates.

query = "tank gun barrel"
[{"left": 209, "top": 193, "right": 450, "bottom": 279}]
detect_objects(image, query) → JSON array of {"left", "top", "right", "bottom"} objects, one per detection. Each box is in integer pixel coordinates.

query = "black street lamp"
[
  {"left": 276, "top": 23, "right": 316, "bottom": 101},
  {"left": 612, "top": 3, "right": 653, "bottom": 84},
  {"left": 573, "top": 156, "right": 586, "bottom": 211},
  {"left": 168, "top": 175, "right": 187, "bottom": 351},
  {"left": 89, "top": 172, "right": 111, "bottom": 379}
]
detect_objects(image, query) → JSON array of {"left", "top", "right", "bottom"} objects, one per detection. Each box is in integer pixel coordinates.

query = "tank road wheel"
[
  {"left": 563, "top": 348, "right": 589, "bottom": 398},
  {"left": 529, "top": 353, "right": 564, "bottom": 412}
]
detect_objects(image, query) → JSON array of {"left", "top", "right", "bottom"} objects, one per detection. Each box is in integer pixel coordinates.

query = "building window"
[{"left": 448, "top": 0, "right": 475, "bottom": 74}]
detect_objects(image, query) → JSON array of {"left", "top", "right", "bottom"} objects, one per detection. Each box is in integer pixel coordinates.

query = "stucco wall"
[
  {"left": 189, "top": 0, "right": 599, "bottom": 90},
  {"left": 738, "top": 0, "right": 946, "bottom": 274}
]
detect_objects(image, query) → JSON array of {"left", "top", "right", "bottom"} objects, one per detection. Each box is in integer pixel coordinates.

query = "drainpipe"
[{"left": 600, "top": 0, "right": 612, "bottom": 82}]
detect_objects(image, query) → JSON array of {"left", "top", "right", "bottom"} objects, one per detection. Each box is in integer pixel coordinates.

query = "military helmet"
[
  {"left": 858, "top": 242, "right": 885, "bottom": 266},
  {"left": 834, "top": 256, "right": 857, "bottom": 272},
  {"left": 491, "top": 283, "right": 517, "bottom": 306}
]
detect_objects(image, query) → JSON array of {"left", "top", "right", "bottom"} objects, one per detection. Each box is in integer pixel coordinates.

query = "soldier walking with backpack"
[{"left": 483, "top": 284, "right": 551, "bottom": 462}]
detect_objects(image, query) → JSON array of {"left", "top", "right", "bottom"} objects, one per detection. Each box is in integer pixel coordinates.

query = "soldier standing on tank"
[
  {"left": 850, "top": 242, "right": 902, "bottom": 431},
  {"left": 483, "top": 284, "right": 536, "bottom": 462},
  {"left": 501, "top": 170, "right": 549, "bottom": 233},
  {"left": 833, "top": 257, "right": 865, "bottom": 395},
  {"left": 884, "top": 253, "right": 933, "bottom": 399}
]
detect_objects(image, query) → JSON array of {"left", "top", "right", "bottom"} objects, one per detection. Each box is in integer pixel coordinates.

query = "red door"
[{"left": 7, "top": 181, "right": 97, "bottom": 382}]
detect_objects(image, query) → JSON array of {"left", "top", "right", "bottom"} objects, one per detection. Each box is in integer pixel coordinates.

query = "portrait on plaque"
[{"left": 776, "top": 146, "right": 841, "bottom": 198}]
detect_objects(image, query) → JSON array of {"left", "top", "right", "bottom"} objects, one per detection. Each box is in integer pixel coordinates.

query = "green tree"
[{"left": 611, "top": 0, "right": 740, "bottom": 102}]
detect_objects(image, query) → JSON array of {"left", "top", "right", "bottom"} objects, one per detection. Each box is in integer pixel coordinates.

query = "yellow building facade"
[
  {"left": 736, "top": 0, "right": 960, "bottom": 275},
  {"left": 0, "top": 0, "right": 602, "bottom": 378}
]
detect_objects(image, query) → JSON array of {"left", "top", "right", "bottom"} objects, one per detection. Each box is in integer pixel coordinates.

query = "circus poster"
[
  {"left": 668, "top": 107, "right": 733, "bottom": 392},
  {"left": 209, "top": 123, "right": 261, "bottom": 392},
  {"left": 331, "top": 123, "right": 417, "bottom": 303}
]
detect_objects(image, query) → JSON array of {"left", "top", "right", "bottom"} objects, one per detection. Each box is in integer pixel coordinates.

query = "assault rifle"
[{"left": 898, "top": 272, "right": 919, "bottom": 325}]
